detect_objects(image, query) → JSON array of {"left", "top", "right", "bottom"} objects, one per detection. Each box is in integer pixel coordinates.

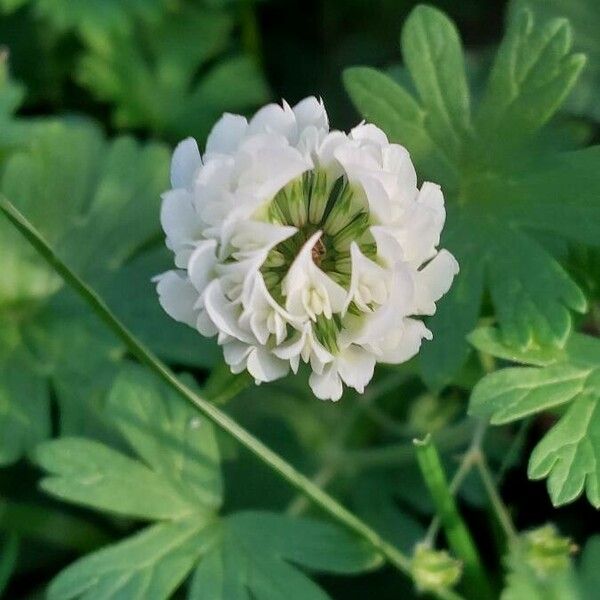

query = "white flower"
[{"left": 156, "top": 97, "right": 459, "bottom": 401}]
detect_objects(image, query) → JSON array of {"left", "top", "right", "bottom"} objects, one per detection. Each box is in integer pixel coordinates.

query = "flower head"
[{"left": 155, "top": 97, "right": 458, "bottom": 400}]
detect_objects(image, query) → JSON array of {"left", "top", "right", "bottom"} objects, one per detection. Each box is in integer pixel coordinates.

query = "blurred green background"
[{"left": 1, "top": 0, "right": 599, "bottom": 598}]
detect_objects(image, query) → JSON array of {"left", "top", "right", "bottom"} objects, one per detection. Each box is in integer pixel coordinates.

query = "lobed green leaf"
[{"left": 34, "top": 437, "right": 202, "bottom": 520}]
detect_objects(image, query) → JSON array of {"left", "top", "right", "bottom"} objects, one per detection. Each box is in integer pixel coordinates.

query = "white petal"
[
  {"left": 336, "top": 346, "right": 376, "bottom": 393},
  {"left": 223, "top": 340, "right": 252, "bottom": 370},
  {"left": 396, "top": 182, "right": 446, "bottom": 266},
  {"left": 237, "top": 146, "right": 311, "bottom": 202},
  {"left": 379, "top": 318, "right": 432, "bottom": 363},
  {"left": 351, "top": 261, "right": 415, "bottom": 345},
  {"left": 203, "top": 281, "right": 254, "bottom": 343},
  {"left": 247, "top": 101, "right": 297, "bottom": 140},
  {"left": 246, "top": 348, "right": 289, "bottom": 382},
  {"left": 344, "top": 242, "right": 388, "bottom": 314},
  {"left": 293, "top": 96, "right": 329, "bottom": 132},
  {"left": 160, "top": 189, "right": 203, "bottom": 267},
  {"left": 414, "top": 249, "right": 459, "bottom": 315},
  {"left": 205, "top": 113, "right": 248, "bottom": 156},
  {"left": 273, "top": 331, "right": 306, "bottom": 361},
  {"left": 196, "top": 309, "right": 218, "bottom": 337},
  {"left": 370, "top": 226, "right": 405, "bottom": 266},
  {"left": 171, "top": 138, "right": 201, "bottom": 189},
  {"left": 155, "top": 271, "right": 198, "bottom": 328},
  {"left": 309, "top": 364, "right": 343, "bottom": 401},
  {"left": 188, "top": 239, "right": 218, "bottom": 294},
  {"left": 350, "top": 123, "right": 389, "bottom": 146}
]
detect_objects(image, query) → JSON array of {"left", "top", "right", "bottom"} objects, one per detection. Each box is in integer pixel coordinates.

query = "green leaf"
[
  {"left": 470, "top": 364, "right": 589, "bottom": 425},
  {"left": 468, "top": 326, "right": 564, "bottom": 367},
  {"left": 0, "top": 347, "right": 50, "bottom": 466},
  {"left": 486, "top": 225, "right": 586, "bottom": 349},
  {"left": 189, "top": 511, "right": 382, "bottom": 599},
  {"left": 0, "top": 120, "right": 169, "bottom": 303},
  {"left": 528, "top": 394, "right": 600, "bottom": 507},
  {"left": 470, "top": 331, "right": 600, "bottom": 507},
  {"left": 343, "top": 67, "right": 457, "bottom": 189},
  {"left": 346, "top": 7, "right": 597, "bottom": 387},
  {"left": 477, "top": 8, "right": 585, "bottom": 144},
  {"left": 48, "top": 519, "right": 214, "bottom": 600},
  {"left": 107, "top": 365, "right": 223, "bottom": 510},
  {"left": 401, "top": 5, "right": 471, "bottom": 158},
  {"left": 491, "top": 147, "right": 600, "bottom": 248},
  {"left": 34, "top": 437, "right": 202, "bottom": 520},
  {"left": 509, "top": 0, "right": 600, "bottom": 122},
  {"left": 77, "top": 5, "right": 270, "bottom": 142}
]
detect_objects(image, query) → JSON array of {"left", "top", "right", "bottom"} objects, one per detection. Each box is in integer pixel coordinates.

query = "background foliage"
[{"left": 0, "top": 0, "right": 598, "bottom": 599}]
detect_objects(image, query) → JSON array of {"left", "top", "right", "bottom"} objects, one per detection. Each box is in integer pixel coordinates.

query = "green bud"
[
  {"left": 332, "top": 212, "right": 370, "bottom": 252},
  {"left": 334, "top": 254, "right": 352, "bottom": 275},
  {"left": 411, "top": 543, "right": 462, "bottom": 594},
  {"left": 286, "top": 178, "right": 308, "bottom": 227},
  {"left": 324, "top": 179, "right": 364, "bottom": 236},
  {"left": 523, "top": 524, "right": 576, "bottom": 579},
  {"left": 307, "top": 169, "right": 331, "bottom": 225},
  {"left": 263, "top": 250, "right": 286, "bottom": 269},
  {"left": 314, "top": 314, "right": 340, "bottom": 353},
  {"left": 262, "top": 270, "right": 281, "bottom": 290}
]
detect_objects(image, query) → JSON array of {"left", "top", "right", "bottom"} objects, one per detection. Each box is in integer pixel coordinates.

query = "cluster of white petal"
[{"left": 155, "top": 97, "right": 458, "bottom": 401}]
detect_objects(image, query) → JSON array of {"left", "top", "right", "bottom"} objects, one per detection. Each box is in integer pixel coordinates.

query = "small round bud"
[
  {"left": 523, "top": 524, "right": 576, "bottom": 579},
  {"left": 411, "top": 543, "right": 462, "bottom": 594}
]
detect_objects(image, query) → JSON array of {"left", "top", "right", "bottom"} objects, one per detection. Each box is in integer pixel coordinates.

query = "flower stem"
[
  {"left": 0, "top": 196, "right": 464, "bottom": 600},
  {"left": 414, "top": 435, "right": 494, "bottom": 600}
]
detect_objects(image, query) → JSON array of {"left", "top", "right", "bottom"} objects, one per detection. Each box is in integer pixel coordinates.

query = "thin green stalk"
[
  {"left": 414, "top": 435, "right": 494, "bottom": 600},
  {"left": 0, "top": 197, "right": 464, "bottom": 600},
  {"left": 474, "top": 451, "right": 518, "bottom": 543}
]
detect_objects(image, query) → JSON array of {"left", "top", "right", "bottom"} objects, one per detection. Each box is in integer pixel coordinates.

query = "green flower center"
[{"left": 260, "top": 169, "right": 376, "bottom": 295}]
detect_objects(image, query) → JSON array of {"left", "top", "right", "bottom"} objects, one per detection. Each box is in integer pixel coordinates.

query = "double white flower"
[{"left": 156, "top": 98, "right": 458, "bottom": 400}]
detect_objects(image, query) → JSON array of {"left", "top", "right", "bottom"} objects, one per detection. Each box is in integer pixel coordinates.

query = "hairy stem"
[{"left": 0, "top": 196, "right": 464, "bottom": 600}]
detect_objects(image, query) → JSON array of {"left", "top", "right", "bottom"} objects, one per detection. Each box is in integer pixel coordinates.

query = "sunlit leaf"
[
  {"left": 38, "top": 372, "right": 381, "bottom": 599},
  {"left": 48, "top": 519, "right": 213, "bottom": 600},
  {"left": 470, "top": 330, "right": 600, "bottom": 507},
  {"left": 34, "top": 437, "right": 202, "bottom": 520},
  {"left": 107, "top": 365, "right": 223, "bottom": 510}
]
